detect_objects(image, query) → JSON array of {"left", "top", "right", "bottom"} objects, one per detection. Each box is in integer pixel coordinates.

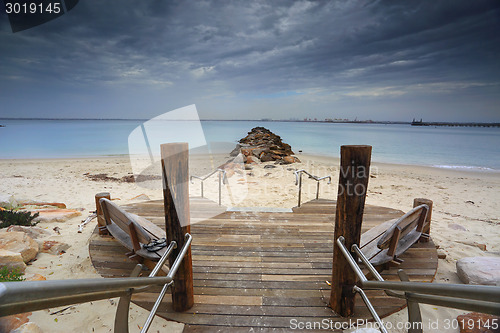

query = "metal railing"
[
  {"left": 336, "top": 236, "right": 500, "bottom": 333},
  {"left": 190, "top": 169, "right": 227, "bottom": 206},
  {"left": 0, "top": 233, "right": 193, "bottom": 333},
  {"left": 294, "top": 170, "right": 331, "bottom": 207}
]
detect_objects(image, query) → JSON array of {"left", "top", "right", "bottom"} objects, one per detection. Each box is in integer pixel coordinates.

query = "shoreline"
[
  {"left": 297, "top": 152, "right": 500, "bottom": 177},
  {"left": 1, "top": 152, "right": 499, "bottom": 175},
  {"left": 1, "top": 153, "right": 499, "bottom": 332}
]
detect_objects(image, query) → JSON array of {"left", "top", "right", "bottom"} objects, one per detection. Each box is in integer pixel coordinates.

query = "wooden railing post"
[
  {"left": 95, "top": 192, "right": 110, "bottom": 235},
  {"left": 330, "top": 145, "right": 372, "bottom": 317},
  {"left": 414, "top": 198, "right": 433, "bottom": 242},
  {"left": 161, "top": 143, "right": 194, "bottom": 312}
]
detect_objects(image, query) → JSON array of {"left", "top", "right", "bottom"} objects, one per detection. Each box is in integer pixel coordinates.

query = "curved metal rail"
[
  {"left": 336, "top": 236, "right": 500, "bottom": 333},
  {"left": 294, "top": 170, "right": 331, "bottom": 207},
  {"left": 0, "top": 234, "right": 193, "bottom": 333},
  {"left": 190, "top": 169, "right": 227, "bottom": 205}
]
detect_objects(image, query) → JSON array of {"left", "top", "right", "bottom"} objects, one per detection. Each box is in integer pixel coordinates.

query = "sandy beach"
[{"left": 1, "top": 153, "right": 499, "bottom": 333}]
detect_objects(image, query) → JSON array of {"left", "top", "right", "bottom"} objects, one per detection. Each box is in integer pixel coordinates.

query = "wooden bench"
[
  {"left": 99, "top": 198, "right": 168, "bottom": 268},
  {"left": 360, "top": 204, "right": 429, "bottom": 266}
]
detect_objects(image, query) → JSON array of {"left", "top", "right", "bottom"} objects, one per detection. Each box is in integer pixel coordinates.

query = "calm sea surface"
[{"left": 1, "top": 119, "right": 499, "bottom": 171}]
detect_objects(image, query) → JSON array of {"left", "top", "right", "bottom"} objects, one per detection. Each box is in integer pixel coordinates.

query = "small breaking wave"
[{"left": 432, "top": 165, "right": 497, "bottom": 171}]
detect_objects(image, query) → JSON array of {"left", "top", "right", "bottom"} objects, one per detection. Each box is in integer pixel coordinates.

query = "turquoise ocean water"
[{"left": 1, "top": 119, "right": 499, "bottom": 171}]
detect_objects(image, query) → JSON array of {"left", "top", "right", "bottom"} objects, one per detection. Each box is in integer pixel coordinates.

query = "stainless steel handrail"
[
  {"left": 0, "top": 277, "right": 172, "bottom": 311},
  {"left": 149, "top": 241, "right": 177, "bottom": 277},
  {"left": 352, "top": 242, "right": 405, "bottom": 299},
  {"left": 362, "top": 280, "right": 500, "bottom": 302},
  {"left": 353, "top": 285, "right": 389, "bottom": 333},
  {"left": 335, "top": 236, "right": 500, "bottom": 332},
  {"left": 339, "top": 237, "right": 500, "bottom": 302},
  {"left": 294, "top": 170, "right": 331, "bottom": 207},
  {"left": 140, "top": 233, "right": 192, "bottom": 333},
  {"left": 190, "top": 169, "right": 227, "bottom": 205},
  {"left": 352, "top": 243, "right": 383, "bottom": 281},
  {"left": 0, "top": 233, "right": 193, "bottom": 333},
  {"left": 114, "top": 264, "right": 144, "bottom": 333},
  {"left": 336, "top": 237, "right": 367, "bottom": 282}
]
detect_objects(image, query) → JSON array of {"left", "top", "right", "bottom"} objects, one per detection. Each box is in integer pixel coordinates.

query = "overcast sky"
[{"left": 1, "top": 1, "right": 499, "bottom": 121}]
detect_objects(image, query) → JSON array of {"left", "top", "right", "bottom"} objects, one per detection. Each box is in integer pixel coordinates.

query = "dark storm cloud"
[{"left": 0, "top": 0, "right": 499, "bottom": 120}]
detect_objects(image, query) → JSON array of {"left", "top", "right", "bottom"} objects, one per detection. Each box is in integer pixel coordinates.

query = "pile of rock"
[
  {"left": 0, "top": 197, "right": 80, "bottom": 332},
  {"left": 0, "top": 226, "right": 70, "bottom": 333},
  {"left": 0, "top": 226, "right": 70, "bottom": 273},
  {"left": 0, "top": 195, "right": 82, "bottom": 223},
  {"left": 0, "top": 196, "right": 75, "bottom": 272},
  {"left": 232, "top": 127, "right": 300, "bottom": 165}
]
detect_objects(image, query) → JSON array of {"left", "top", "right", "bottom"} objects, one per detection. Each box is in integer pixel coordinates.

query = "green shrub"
[
  {"left": 0, "top": 266, "right": 25, "bottom": 282},
  {"left": 0, "top": 209, "right": 39, "bottom": 228}
]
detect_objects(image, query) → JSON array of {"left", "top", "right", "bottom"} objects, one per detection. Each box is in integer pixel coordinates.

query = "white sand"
[{"left": 0, "top": 153, "right": 499, "bottom": 333}]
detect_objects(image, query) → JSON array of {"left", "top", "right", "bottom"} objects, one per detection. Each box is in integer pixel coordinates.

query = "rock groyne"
[{"left": 232, "top": 127, "right": 300, "bottom": 164}]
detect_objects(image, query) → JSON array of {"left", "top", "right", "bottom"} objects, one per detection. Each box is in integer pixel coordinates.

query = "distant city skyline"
[{"left": 1, "top": 1, "right": 499, "bottom": 122}]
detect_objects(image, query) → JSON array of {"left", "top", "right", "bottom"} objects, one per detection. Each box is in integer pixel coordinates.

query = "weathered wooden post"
[
  {"left": 161, "top": 143, "right": 194, "bottom": 312},
  {"left": 414, "top": 198, "right": 433, "bottom": 242},
  {"left": 330, "top": 145, "right": 372, "bottom": 317},
  {"left": 95, "top": 192, "right": 110, "bottom": 235}
]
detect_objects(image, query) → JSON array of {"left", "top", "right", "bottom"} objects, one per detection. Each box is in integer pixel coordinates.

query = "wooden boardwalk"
[{"left": 89, "top": 198, "right": 438, "bottom": 332}]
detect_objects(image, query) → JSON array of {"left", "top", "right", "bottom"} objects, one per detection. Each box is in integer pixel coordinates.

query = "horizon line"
[
  {"left": 0, "top": 117, "right": 409, "bottom": 122},
  {"left": 1, "top": 117, "right": 500, "bottom": 125}
]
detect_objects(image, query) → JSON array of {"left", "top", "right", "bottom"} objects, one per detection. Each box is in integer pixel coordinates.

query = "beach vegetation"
[
  {"left": 0, "top": 209, "right": 39, "bottom": 228},
  {"left": 0, "top": 266, "right": 25, "bottom": 282}
]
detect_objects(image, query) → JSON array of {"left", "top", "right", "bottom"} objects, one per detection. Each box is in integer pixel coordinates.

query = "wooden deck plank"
[{"left": 89, "top": 198, "right": 438, "bottom": 331}]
